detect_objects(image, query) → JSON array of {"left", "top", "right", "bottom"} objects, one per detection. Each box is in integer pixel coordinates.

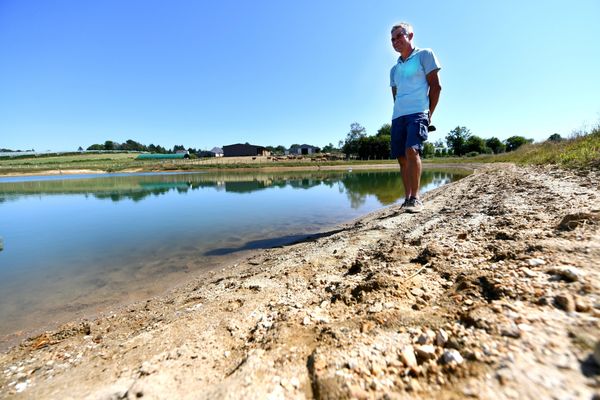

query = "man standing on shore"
[{"left": 390, "top": 22, "right": 441, "bottom": 213}]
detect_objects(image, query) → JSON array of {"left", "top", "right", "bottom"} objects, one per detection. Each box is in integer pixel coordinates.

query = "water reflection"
[{"left": 0, "top": 169, "right": 465, "bottom": 208}]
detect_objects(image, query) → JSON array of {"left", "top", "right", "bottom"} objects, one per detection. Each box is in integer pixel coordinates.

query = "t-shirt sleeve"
[
  {"left": 420, "top": 49, "right": 441, "bottom": 75},
  {"left": 390, "top": 65, "right": 396, "bottom": 87}
]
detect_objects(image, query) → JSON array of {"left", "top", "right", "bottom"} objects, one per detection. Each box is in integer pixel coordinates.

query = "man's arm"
[
  {"left": 391, "top": 86, "right": 397, "bottom": 102},
  {"left": 426, "top": 70, "right": 441, "bottom": 119}
]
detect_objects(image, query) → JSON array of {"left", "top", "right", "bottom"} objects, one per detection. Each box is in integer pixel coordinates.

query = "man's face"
[{"left": 391, "top": 28, "right": 410, "bottom": 53}]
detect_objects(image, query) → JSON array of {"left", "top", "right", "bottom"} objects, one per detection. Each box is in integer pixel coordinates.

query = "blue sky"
[{"left": 1, "top": 0, "right": 599, "bottom": 152}]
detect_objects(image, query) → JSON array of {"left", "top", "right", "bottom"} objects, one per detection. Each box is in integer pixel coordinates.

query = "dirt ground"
[{"left": 1, "top": 163, "right": 599, "bottom": 399}]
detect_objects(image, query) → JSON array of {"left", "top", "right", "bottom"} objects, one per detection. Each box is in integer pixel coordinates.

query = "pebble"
[
  {"left": 415, "top": 345, "right": 437, "bottom": 361},
  {"left": 400, "top": 345, "right": 417, "bottom": 368},
  {"left": 417, "top": 330, "right": 435, "bottom": 345},
  {"left": 547, "top": 266, "right": 584, "bottom": 282},
  {"left": 368, "top": 303, "right": 383, "bottom": 313},
  {"left": 15, "top": 381, "right": 28, "bottom": 393},
  {"left": 528, "top": 258, "right": 546, "bottom": 267},
  {"left": 302, "top": 316, "right": 311, "bottom": 325},
  {"left": 436, "top": 329, "right": 449, "bottom": 347},
  {"left": 500, "top": 324, "right": 521, "bottom": 339},
  {"left": 554, "top": 294, "right": 575, "bottom": 312},
  {"left": 443, "top": 349, "right": 464, "bottom": 364},
  {"left": 574, "top": 297, "right": 591, "bottom": 312}
]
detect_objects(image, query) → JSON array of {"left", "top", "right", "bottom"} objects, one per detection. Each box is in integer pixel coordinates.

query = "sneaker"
[
  {"left": 405, "top": 197, "right": 423, "bottom": 213},
  {"left": 400, "top": 198, "right": 410, "bottom": 209}
]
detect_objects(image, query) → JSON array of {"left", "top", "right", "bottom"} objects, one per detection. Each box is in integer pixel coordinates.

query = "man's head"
[{"left": 391, "top": 22, "right": 414, "bottom": 53}]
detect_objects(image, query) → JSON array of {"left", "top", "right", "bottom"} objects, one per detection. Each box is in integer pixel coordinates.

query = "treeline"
[
  {"left": 87, "top": 140, "right": 199, "bottom": 154},
  {"left": 0, "top": 148, "right": 35, "bottom": 152},
  {"left": 339, "top": 122, "right": 562, "bottom": 159}
]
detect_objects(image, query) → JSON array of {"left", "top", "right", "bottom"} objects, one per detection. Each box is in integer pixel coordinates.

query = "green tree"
[
  {"left": 342, "top": 122, "right": 367, "bottom": 158},
  {"left": 104, "top": 140, "right": 115, "bottom": 151},
  {"left": 464, "top": 135, "right": 488, "bottom": 154},
  {"left": 445, "top": 126, "right": 471, "bottom": 156},
  {"left": 422, "top": 142, "right": 435, "bottom": 158},
  {"left": 87, "top": 144, "right": 104, "bottom": 151},
  {"left": 274, "top": 145, "right": 286, "bottom": 154},
  {"left": 485, "top": 137, "right": 506, "bottom": 154},
  {"left": 548, "top": 133, "right": 563, "bottom": 142},
  {"left": 505, "top": 136, "right": 533, "bottom": 152},
  {"left": 322, "top": 143, "right": 336, "bottom": 153},
  {"left": 376, "top": 123, "right": 391, "bottom": 137},
  {"left": 357, "top": 135, "right": 390, "bottom": 160}
]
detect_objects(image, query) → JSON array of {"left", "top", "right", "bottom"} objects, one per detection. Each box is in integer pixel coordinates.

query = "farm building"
[
  {"left": 288, "top": 144, "right": 320, "bottom": 155},
  {"left": 211, "top": 147, "right": 224, "bottom": 157},
  {"left": 222, "top": 143, "right": 270, "bottom": 157}
]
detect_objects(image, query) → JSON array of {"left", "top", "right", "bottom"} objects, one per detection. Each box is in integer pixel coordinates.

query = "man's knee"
[{"left": 405, "top": 147, "right": 420, "bottom": 159}]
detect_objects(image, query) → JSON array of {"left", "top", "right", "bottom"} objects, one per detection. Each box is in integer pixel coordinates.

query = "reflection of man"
[{"left": 390, "top": 22, "right": 441, "bottom": 213}]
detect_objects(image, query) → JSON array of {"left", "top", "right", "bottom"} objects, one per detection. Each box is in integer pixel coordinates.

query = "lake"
[{"left": 0, "top": 167, "right": 469, "bottom": 345}]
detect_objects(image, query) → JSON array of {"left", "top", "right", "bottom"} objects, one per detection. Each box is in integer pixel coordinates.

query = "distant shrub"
[{"left": 466, "top": 151, "right": 480, "bottom": 157}]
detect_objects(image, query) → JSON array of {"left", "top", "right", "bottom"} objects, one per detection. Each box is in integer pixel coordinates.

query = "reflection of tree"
[{"left": 340, "top": 171, "right": 402, "bottom": 207}]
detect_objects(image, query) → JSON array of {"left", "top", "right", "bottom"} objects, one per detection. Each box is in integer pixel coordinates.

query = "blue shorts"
[{"left": 391, "top": 112, "right": 429, "bottom": 158}]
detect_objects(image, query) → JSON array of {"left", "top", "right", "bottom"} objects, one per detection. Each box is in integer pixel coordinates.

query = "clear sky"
[{"left": 1, "top": 0, "right": 599, "bottom": 152}]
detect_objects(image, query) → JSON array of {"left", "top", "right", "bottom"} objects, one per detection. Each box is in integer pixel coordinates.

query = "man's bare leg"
[
  {"left": 405, "top": 147, "right": 422, "bottom": 199},
  {"left": 397, "top": 156, "right": 410, "bottom": 201}
]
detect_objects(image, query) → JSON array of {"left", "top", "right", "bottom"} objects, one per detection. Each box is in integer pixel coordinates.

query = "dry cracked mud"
[{"left": 1, "top": 163, "right": 599, "bottom": 399}]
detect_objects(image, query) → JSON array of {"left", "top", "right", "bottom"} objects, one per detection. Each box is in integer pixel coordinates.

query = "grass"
[{"left": 427, "top": 124, "right": 600, "bottom": 170}]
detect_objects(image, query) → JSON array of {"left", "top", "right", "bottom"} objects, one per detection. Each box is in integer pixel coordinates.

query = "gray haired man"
[{"left": 389, "top": 22, "right": 441, "bottom": 213}]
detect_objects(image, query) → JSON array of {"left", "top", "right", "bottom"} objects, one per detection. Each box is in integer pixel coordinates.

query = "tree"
[
  {"left": 77, "top": 146, "right": 84, "bottom": 151},
  {"left": 445, "top": 126, "right": 471, "bottom": 156},
  {"left": 173, "top": 145, "right": 186, "bottom": 153},
  {"left": 422, "top": 142, "right": 435, "bottom": 158},
  {"left": 357, "top": 135, "right": 390, "bottom": 160},
  {"left": 464, "top": 135, "right": 488, "bottom": 154},
  {"left": 485, "top": 137, "right": 506, "bottom": 154},
  {"left": 87, "top": 144, "right": 104, "bottom": 151},
  {"left": 505, "top": 136, "right": 533, "bottom": 152},
  {"left": 104, "top": 140, "right": 115, "bottom": 151},
  {"left": 376, "top": 123, "right": 391, "bottom": 137},
  {"left": 274, "top": 145, "right": 286, "bottom": 154},
  {"left": 122, "top": 139, "right": 146, "bottom": 151},
  {"left": 342, "top": 122, "right": 367, "bottom": 158},
  {"left": 548, "top": 133, "right": 563, "bottom": 142},
  {"left": 322, "top": 143, "right": 336, "bottom": 153}
]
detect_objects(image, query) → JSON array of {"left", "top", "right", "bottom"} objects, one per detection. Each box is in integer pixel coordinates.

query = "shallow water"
[{"left": 0, "top": 168, "right": 468, "bottom": 342}]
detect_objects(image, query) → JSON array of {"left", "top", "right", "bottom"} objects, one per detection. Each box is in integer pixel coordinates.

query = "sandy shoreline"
[{"left": 1, "top": 163, "right": 599, "bottom": 399}]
